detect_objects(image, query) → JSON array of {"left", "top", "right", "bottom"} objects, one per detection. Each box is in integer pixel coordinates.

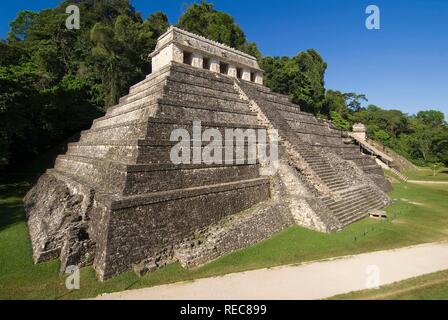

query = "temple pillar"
[
  {"left": 255, "top": 72, "right": 263, "bottom": 85},
  {"left": 242, "top": 68, "right": 251, "bottom": 81},
  {"left": 191, "top": 52, "right": 203, "bottom": 68},
  {"left": 228, "top": 65, "right": 237, "bottom": 78},
  {"left": 210, "top": 58, "right": 220, "bottom": 73}
]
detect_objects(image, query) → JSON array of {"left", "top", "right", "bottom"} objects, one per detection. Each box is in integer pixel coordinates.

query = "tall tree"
[
  {"left": 261, "top": 49, "right": 327, "bottom": 114},
  {"left": 178, "top": 1, "right": 260, "bottom": 57}
]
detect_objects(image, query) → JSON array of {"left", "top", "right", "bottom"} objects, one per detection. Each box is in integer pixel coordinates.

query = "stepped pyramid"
[{"left": 24, "top": 26, "right": 390, "bottom": 280}]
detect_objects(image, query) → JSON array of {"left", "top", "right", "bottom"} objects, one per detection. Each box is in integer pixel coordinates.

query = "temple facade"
[{"left": 150, "top": 26, "right": 263, "bottom": 84}]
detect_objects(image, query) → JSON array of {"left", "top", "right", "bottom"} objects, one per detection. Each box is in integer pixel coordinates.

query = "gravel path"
[
  {"left": 408, "top": 180, "right": 448, "bottom": 184},
  {"left": 96, "top": 242, "right": 448, "bottom": 300}
]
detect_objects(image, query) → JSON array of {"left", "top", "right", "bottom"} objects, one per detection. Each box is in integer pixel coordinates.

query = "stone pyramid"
[{"left": 24, "top": 26, "right": 390, "bottom": 280}]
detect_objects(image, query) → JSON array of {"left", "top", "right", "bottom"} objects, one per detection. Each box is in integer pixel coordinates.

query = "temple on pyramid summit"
[{"left": 24, "top": 26, "right": 391, "bottom": 280}]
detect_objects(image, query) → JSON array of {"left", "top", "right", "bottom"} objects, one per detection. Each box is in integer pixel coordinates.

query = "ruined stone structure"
[
  {"left": 349, "top": 123, "right": 417, "bottom": 172},
  {"left": 24, "top": 27, "right": 391, "bottom": 280}
]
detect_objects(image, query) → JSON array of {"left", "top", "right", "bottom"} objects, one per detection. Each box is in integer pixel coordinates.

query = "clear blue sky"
[{"left": 1, "top": 0, "right": 447, "bottom": 117}]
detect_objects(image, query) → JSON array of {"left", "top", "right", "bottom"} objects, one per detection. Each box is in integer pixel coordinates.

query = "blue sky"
[{"left": 1, "top": 0, "right": 447, "bottom": 117}]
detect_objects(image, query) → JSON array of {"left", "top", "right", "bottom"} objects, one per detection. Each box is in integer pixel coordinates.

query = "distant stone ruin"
[
  {"left": 24, "top": 27, "right": 391, "bottom": 280},
  {"left": 349, "top": 123, "right": 417, "bottom": 172}
]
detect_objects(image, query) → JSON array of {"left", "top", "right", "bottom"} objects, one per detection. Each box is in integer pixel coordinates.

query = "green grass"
[
  {"left": 404, "top": 167, "right": 448, "bottom": 181},
  {"left": 329, "top": 270, "right": 448, "bottom": 300},
  {"left": 1, "top": 169, "right": 448, "bottom": 299}
]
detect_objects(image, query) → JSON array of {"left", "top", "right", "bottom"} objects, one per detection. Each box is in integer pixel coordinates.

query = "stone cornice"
[{"left": 149, "top": 26, "right": 263, "bottom": 72}]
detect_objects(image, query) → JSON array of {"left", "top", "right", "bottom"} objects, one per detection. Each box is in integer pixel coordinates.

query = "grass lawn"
[
  {"left": 329, "top": 269, "right": 448, "bottom": 300},
  {"left": 1, "top": 167, "right": 448, "bottom": 299},
  {"left": 404, "top": 167, "right": 448, "bottom": 181}
]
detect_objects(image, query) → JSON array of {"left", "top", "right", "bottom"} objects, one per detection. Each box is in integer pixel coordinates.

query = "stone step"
[
  {"left": 336, "top": 185, "right": 371, "bottom": 198},
  {"left": 54, "top": 155, "right": 126, "bottom": 193},
  {"left": 127, "top": 63, "right": 173, "bottom": 94},
  {"left": 327, "top": 188, "right": 376, "bottom": 210},
  {"left": 165, "top": 78, "right": 241, "bottom": 101},
  {"left": 55, "top": 154, "right": 263, "bottom": 196},
  {"left": 303, "top": 157, "right": 330, "bottom": 163},
  {"left": 310, "top": 163, "right": 335, "bottom": 169},
  {"left": 106, "top": 176, "right": 270, "bottom": 211},
  {"left": 263, "top": 95, "right": 293, "bottom": 106},
  {"left": 333, "top": 195, "right": 382, "bottom": 218},
  {"left": 130, "top": 63, "right": 235, "bottom": 99},
  {"left": 320, "top": 177, "right": 345, "bottom": 185},
  {"left": 92, "top": 103, "right": 158, "bottom": 129},
  {"left": 249, "top": 88, "right": 291, "bottom": 103},
  {"left": 310, "top": 168, "right": 337, "bottom": 176},
  {"left": 167, "top": 66, "right": 234, "bottom": 89},
  {"left": 66, "top": 142, "right": 139, "bottom": 163},
  {"left": 168, "top": 62, "right": 235, "bottom": 85},
  {"left": 311, "top": 167, "right": 334, "bottom": 174},
  {"left": 313, "top": 171, "right": 336, "bottom": 179},
  {"left": 108, "top": 93, "right": 162, "bottom": 118},
  {"left": 326, "top": 181, "right": 348, "bottom": 189},
  {"left": 146, "top": 118, "right": 266, "bottom": 141},
  {"left": 321, "top": 175, "right": 346, "bottom": 183},
  {"left": 278, "top": 110, "right": 321, "bottom": 123},
  {"left": 337, "top": 199, "right": 384, "bottom": 225},
  {"left": 339, "top": 211, "right": 369, "bottom": 226},
  {"left": 301, "top": 157, "right": 328, "bottom": 163},
  {"left": 162, "top": 86, "right": 247, "bottom": 111},
  {"left": 247, "top": 82, "right": 271, "bottom": 93},
  {"left": 348, "top": 158, "right": 378, "bottom": 167},
  {"left": 123, "top": 163, "right": 262, "bottom": 196},
  {"left": 293, "top": 129, "right": 341, "bottom": 138},
  {"left": 308, "top": 163, "right": 333, "bottom": 169},
  {"left": 67, "top": 139, "right": 267, "bottom": 164},
  {"left": 157, "top": 99, "right": 258, "bottom": 126},
  {"left": 332, "top": 197, "right": 379, "bottom": 218},
  {"left": 118, "top": 81, "right": 166, "bottom": 107},
  {"left": 286, "top": 118, "right": 327, "bottom": 129},
  {"left": 80, "top": 121, "right": 148, "bottom": 143},
  {"left": 329, "top": 184, "right": 350, "bottom": 192},
  {"left": 309, "top": 166, "right": 336, "bottom": 174},
  {"left": 166, "top": 74, "right": 237, "bottom": 95}
]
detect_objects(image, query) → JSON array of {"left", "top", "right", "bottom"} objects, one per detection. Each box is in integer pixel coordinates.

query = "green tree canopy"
[
  {"left": 261, "top": 49, "right": 327, "bottom": 114},
  {"left": 177, "top": 1, "right": 260, "bottom": 58}
]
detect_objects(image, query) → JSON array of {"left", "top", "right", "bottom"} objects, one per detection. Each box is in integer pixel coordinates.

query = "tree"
[
  {"left": 178, "top": 1, "right": 260, "bottom": 57},
  {"left": 146, "top": 12, "right": 169, "bottom": 39},
  {"left": 330, "top": 111, "right": 351, "bottom": 130},
  {"left": 7, "top": 11, "right": 38, "bottom": 41},
  {"left": 0, "top": 0, "right": 163, "bottom": 168},
  {"left": 416, "top": 110, "right": 445, "bottom": 127},
  {"left": 261, "top": 49, "right": 327, "bottom": 114},
  {"left": 343, "top": 93, "right": 368, "bottom": 112},
  {"left": 322, "top": 90, "right": 348, "bottom": 116}
]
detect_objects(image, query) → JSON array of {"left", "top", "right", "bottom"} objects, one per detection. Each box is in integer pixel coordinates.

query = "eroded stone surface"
[{"left": 25, "top": 27, "right": 391, "bottom": 280}]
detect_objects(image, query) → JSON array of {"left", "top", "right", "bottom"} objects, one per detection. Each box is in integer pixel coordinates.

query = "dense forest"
[{"left": 1, "top": 0, "right": 447, "bottom": 170}]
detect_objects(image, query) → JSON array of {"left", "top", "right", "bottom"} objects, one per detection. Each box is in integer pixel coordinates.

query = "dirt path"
[
  {"left": 96, "top": 242, "right": 448, "bottom": 300},
  {"left": 408, "top": 180, "right": 448, "bottom": 184}
]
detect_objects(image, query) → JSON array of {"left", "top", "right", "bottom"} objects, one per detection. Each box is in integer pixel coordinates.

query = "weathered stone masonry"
[{"left": 24, "top": 27, "right": 391, "bottom": 280}]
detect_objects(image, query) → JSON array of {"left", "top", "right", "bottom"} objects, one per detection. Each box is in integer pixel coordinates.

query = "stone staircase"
[
  {"left": 375, "top": 158, "right": 409, "bottom": 182},
  {"left": 237, "top": 80, "right": 389, "bottom": 229}
]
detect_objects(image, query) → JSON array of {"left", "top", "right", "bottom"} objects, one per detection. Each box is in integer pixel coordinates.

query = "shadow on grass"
[
  {"left": 0, "top": 137, "right": 76, "bottom": 231},
  {"left": 0, "top": 183, "right": 27, "bottom": 231},
  {"left": 0, "top": 181, "right": 29, "bottom": 199}
]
